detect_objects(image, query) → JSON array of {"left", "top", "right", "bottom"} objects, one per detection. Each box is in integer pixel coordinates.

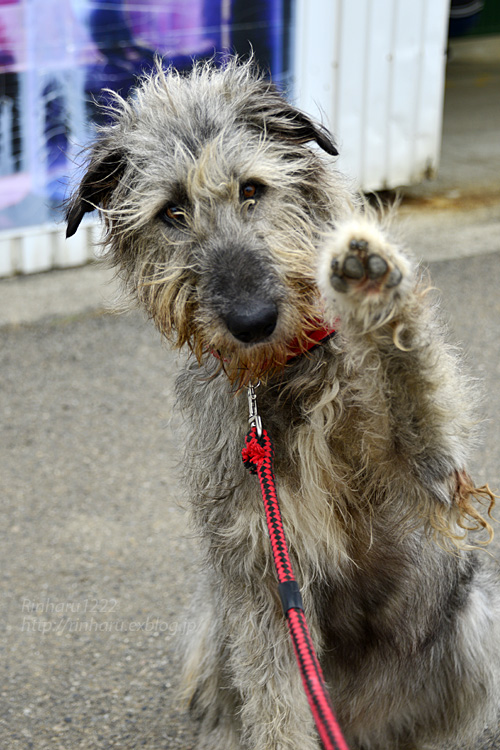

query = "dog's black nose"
[{"left": 224, "top": 300, "right": 278, "bottom": 343}]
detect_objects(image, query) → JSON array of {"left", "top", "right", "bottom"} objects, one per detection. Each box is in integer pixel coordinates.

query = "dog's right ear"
[{"left": 66, "top": 147, "right": 126, "bottom": 238}]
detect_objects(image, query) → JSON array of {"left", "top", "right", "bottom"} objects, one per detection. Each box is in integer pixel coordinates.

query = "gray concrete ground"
[{"left": 1, "top": 53, "right": 500, "bottom": 749}]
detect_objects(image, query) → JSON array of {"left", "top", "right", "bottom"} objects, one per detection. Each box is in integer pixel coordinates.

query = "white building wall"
[{"left": 294, "top": 0, "right": 450, "bottom": 191}]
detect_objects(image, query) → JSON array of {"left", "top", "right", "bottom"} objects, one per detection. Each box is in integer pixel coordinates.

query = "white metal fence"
[{"left": 0, "top": 220, "right": 97, "bottom": 277}]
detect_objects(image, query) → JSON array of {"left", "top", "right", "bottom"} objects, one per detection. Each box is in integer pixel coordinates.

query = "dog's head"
[{"left": 67, "top": 57, "right": 347, "bottom": 385}]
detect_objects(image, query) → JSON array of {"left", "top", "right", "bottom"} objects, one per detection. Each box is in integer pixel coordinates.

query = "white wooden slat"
[
  {"left": 293, "top": 0, "right": 341, "bottom": 129},
  {"left": 362, "top": 0, "right": 398, "bottom": 190},
  {"left": 20, "top": 230, "right": 53, "bottom": 274},
  {"left": 386, "top": 0, "right": 426, "bottom": 186},
  {"left": 413, "top": 0, "right": 449, "bottom": 180},
  {"left": 55, "top": 224, "right": 91, "bottom": 268},
  {"left": 334, "top": 0, "right": 371, "bottom": 183},
  {"left": 0, "top": 237, "right": 14, "bottom": 277}
]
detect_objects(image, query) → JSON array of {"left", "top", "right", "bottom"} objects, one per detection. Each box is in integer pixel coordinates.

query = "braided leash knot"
[{"left": 241, "top": 426, "right": 274, "bottom": 475}]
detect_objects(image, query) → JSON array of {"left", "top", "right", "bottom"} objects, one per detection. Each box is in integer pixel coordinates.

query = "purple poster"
[{"left": 0, "top": 0, "right": 293, "bottom": 231}]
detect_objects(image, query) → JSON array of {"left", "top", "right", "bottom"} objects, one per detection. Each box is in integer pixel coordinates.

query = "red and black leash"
[{"left": 241, "top": 384, "right": 350, "bottom": 750}]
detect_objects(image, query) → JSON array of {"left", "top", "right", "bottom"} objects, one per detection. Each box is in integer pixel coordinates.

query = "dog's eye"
[
  {"left": 240, "top": 181, "right": 265, "bottom": 203},
  {"left": 159, "top": 204, "right": 186, "bottom": 227},
  {"left": 242, "top": 183, "right": 257, "bottom": 199}
]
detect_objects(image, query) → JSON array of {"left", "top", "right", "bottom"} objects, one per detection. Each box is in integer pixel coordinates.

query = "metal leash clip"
[{"left": 247, "top": 381, "right": 263, "bottom": 439}]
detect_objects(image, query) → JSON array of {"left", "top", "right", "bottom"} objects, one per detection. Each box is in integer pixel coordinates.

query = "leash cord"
[{"left": 242, "top": 420, "right": 350, "bottom": 750}]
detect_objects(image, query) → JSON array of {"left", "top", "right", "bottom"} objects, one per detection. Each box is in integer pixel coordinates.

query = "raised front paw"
[{"left": 318, "top": 216, "right": 414, "bottom": 324}]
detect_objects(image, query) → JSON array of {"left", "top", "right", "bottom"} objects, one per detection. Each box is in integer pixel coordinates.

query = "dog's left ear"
[
  {"left": 251, "top": 83, "right": 338, "bottom": 156},
  {"left": 66, "top": 146, "right": 126, "bottom": 238},
  {"left": 268, "top": 105, "right": 339, "bottom": 156}
]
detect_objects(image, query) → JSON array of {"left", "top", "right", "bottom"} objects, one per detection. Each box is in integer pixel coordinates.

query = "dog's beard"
[
  {"left": 207, "top": 340, "right": 293, "bottom": 389},
  {"left": 197, "top": 321, "right": 333, "bottom": 390}
]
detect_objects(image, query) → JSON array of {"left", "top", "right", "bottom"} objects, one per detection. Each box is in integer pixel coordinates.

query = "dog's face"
[{"left": 67, "top": 59, "right": 346, "bottom": 385}]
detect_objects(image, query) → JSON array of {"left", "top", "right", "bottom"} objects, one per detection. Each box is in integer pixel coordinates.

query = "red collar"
[
  {"left": 284, "top": 317, "right": 336, "bottom": 362},
  {"left": 211, "top": 317, "right": 336, "bottom": 365}
]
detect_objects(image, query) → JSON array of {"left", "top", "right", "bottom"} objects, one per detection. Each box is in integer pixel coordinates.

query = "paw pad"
[{"left": 330, "top": 237, "right": 402, "bottom": 294}]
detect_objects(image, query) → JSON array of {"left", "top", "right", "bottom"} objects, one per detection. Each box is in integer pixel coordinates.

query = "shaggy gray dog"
[{"left": 67, "top": 58, "right": 499, "bottom": 749}]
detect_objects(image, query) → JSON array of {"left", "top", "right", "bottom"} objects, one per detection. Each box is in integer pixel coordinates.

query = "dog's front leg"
[
  {"left": 182, "top": 566, "right": 322, "bottom": 749},
  {"left": 317, "top": 210, "right": 489, "bottom": 529},
  {"left": 315, "top": 211, "right": 500, "bottom": 748},
  {"left": 224, "top": 581, "right": 322, "bottom": 750}
]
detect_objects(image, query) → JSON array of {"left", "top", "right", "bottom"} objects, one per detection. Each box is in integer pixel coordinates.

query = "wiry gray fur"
[{"left": 67, "top": 57, "right": 500, "bottom": 749}]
